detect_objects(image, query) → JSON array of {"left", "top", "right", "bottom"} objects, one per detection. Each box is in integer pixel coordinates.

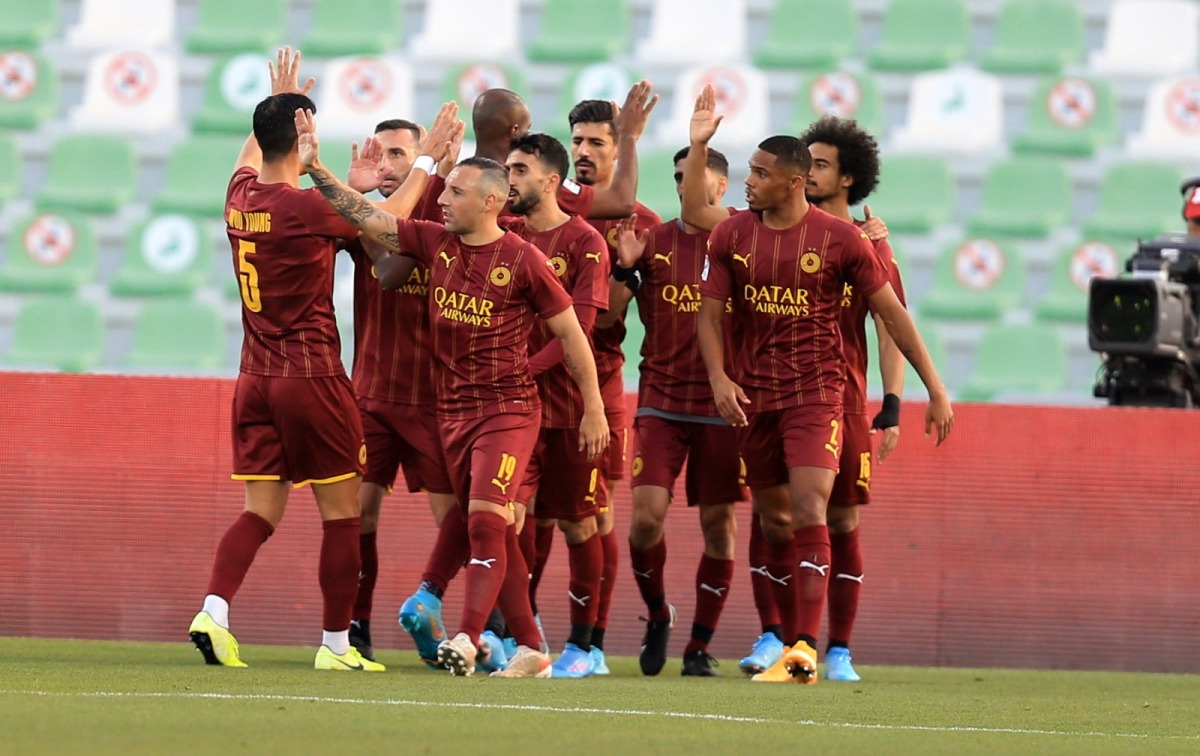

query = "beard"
[{"left": 509, "top": 188, "right": 540, "bottom": 215}]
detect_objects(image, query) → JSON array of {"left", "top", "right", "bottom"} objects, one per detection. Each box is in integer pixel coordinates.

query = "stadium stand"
[
  {"left": 0, "top": 0, "right": 58, "bottom": 47},
  {"left": 959, "top": 323, "right": 1068, "bottom": 401},
  {"left": 409, "top": 0, "right": 520, "bottom": 63},
  {"left": 0, "top": 133, "right": 19, "bottom": 204},
  {"left": 1087, "top": 0, "right": 1200, "bottom": 78},
  {"left": 867, "top": 154, "right": 955, "bottom": 233},
  {"left": 3, "top": 296, "right": 104, "bottom": 373},
  {"left": 1034, "top": 239, "right": 1122, "bottom": 323},
  {"left": 186, "top": 0, "right": 287, "bottom": 54},
  {"left": 311, "top": 55, "right": 415, "bottom": 141},
  {"left": 299, "top": 0, "right": 404, "bottom": 57},
  {"left": 787, "top": 69, "right": 885, "bottom": 137},
  {"left": 918, "top": 238, "right": 1025, "bottom": 320},
  {"left": 69, "top": 48, "right": 180, "bottom": 134},
  {"left": 35, "top": 134, "right": 138, "bottom": 214},
  {"left": 869, "top": 0, "right": 970, "bottom": 71},
  {"left": 153, "top": 136, "right": 246, "bottom": 217},
  {"left": 124, "top": 299, "right": 226, "bottom": 372},
  {"left": 441, "top": 61, "right": 527, "bottom": 139},
  {"left": 980, "top": 0, "right": 1084, "bottom": 75},
  {"left": 634, "top": 0, "right": 746, "bottom": 66},
  {"left": 192, "top": 54, "right": 273, "bottom": 135},
  {"left": 890, "top": 67, "right": 1005, "bottom": 155},
  {"left": 550, "top": 62, "right": 638, "bottom": 141},
  {"left": 0, "top": 211, "right": 97, "bottom": 293},
  {"left": 1125, "top": 74, "right": 1200, "bottom": 160},
  {"left": 0, "top": 48, "right": 59, "bottom": 130},
  {"left": 1082, "top": 162, "right": 1188, "bottom": 240},
  {"left": 1012, "top": 75, "right": 1121, "bottom": 158},
  {"left": 656, "top": 63, "right": 770, "bottom": 148},
  {"left": 527, "top": 0, "right": 631, "bottom": 64},
  {"left": 753, "top": 0, "right": 858, "bottom": 71},
  {"left": 967, "top": 157, "right": 1074, "bottom": 239},
  {"left": 66, "top": 0, "right": 175, "bottom": 50},
  {"left": 110, "top": 215, "right": 215, "bottom": 297}
]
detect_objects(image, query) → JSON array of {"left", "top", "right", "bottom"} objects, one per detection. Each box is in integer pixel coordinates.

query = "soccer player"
[
  {"left": 602, "top": 145, "right": 743, "bottom": 677},
  {"left": 504, "top": 133, "right": 611, "bottom": 678},
  {"left": 297, "top": 109, "right": 610, "bottom": 678},
  {"left": 695, "top": 128, "right": 953, "bottom": 684}
]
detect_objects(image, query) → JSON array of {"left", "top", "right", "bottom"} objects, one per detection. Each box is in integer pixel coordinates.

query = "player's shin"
[
  {"left": 496, "top": 524, "right": 542, "bottom": 649},
  {"left": 205, "top": 511, "right": 275, "bottom": 618},
  {"left": 459, "top": 511, "right": 509, "bottom": 641},
  {"left": 793, "top": 524, "right": 832, "bottom": 647},
  {"left": 319, "top": 516, "right": 362, "bottom": 654},
  {"left": 565, "top": 530, "right": 604, "bottom": 650},
  {"left": 828, "top": 527, "right": 864, "bottom": 650},
  {"left": 629, "top": 536, "right": 670, "bottom": 622}
]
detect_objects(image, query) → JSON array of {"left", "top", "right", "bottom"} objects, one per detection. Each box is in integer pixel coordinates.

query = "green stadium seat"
[
  {"left": 193, "top": 54, "right": 272, "bottom": 135},
  {"left": 637, "top": 147, "right": 684, "bottom": 223},
  {"left": 959, "top": 323, "right": 1066, "bottom": 401},
  {"left": 1035, "top": 239, "right": 1124, "bottom": 323},
  {"left": 528, "top": 0, "right": 630, "bottom": 63},
  {"left": 4, "top": 296, "right": 103, "bottom": 373},
  {"left": 1083, "top": 162, "right": 1186, "bottom": 241},
  {"left": 0, "top": 211, "right": 97, "bottom": 293},
  {"left": 300, "top": 0, "right": 403, "bottom": 57},
  {"left": 868, "top": 0, "right": 970, "bottom": 71},
  {"left": 753, "top": 0, "right": 857, "bottom": 70},
  {"left": 865, "top": 317, "right": 947, "bottom": 396},
  {"left": 981, "top": 0, "right": 1084, "bottom": 74},
  {"left": 36, "top": 135, "right": 137, "bottom": 214},
  {"left": 967, "top": 157, "right": 1073, "bottom": 238},
  {"left": 152, "top": 136, "right": 245, "bottom": 217},
  {"left": 0, "top": 132, "right": 19, "bottom": 204},
  {"left": 869, "top": 155, "right": 954, "bottom": 233},
  {"left": 788, "top": 69, "right": 884, "bottom": 138},
  {"left": 0, "top": 0, "right": 58, "bottom": 47},
  {"left": 550, "top": 63, "right": 640, "bottom": 143},
  {"left": 1013, "top": 76, "right": 1120, "bottom": 158},
  {"left": 186, "top": 0, "right": 286, "bottom": 54},
  {"left": 0, "top": 49, "right": 59, "bottom": 130},
  {"left": 918, "top": 238, "right": 1025, "bottom": 320},
  {"left": 623, "top": 297, "right": 643, "bottom": 391},
  {"left": 441, "top": 63, "right": 528, "bottom": 140},
  {"left": 110, "top": 215, "right": 215, "bottom": 297},
  {"left": 124, "top": 299, "right": 226, "bottom": 372}
]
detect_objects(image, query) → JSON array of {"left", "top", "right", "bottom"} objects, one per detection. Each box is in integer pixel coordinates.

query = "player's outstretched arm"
[
  {"left": 870, "top": 310, "right": 905, "bottom": 462},
  {"left": 698, "top": 295, "right": 749, "bottom": 427},
  {"left": 867, "top": 284, "right": 953, "bottom": 445},
  {"left": 587, "top": 81, "right": 659, "bottom": 219},
  {"left": 359, "top": 236, "right": 419, "bottom": 291},
  {"left": 235, "top": 46, "right": 316, "bottom": 171},
  {"left": 597, "top": 215, "right": 647, "bottom": 327},
  {"left": 377, "top": 102, "right": 464, "bottom": 218},
  {"left": 680, "top": 86, "right": 731, "bottom": 232},
  {"left": 544, "top": 308, "right": 610, "bottom": 461}
]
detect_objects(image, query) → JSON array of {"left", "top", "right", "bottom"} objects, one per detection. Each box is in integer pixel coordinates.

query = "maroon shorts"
[
  {"left": 516, "top": 427, "right": 601, "bottom": 522},
  {"left": 359, "top": 397, "right": 453, "bottom": 494},
  {"left": 631, "top": 415, "right": 747, "bottom": 507},
  {"left": 232, "top": 373, "right": 364, "bottom": 487},
  {"left": 438, "top": 411, "right": 540, "bottom": 509},
  {"left": 829, "top": 413, "right": 873, "bottom": 507},
  {"left": 740, "top": 405, "right": 843, "bottom": 490}
]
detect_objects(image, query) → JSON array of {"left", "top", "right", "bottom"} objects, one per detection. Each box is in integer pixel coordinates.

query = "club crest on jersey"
[
  {"left": 548, "top": 256, "right": 567, "bottom": 278},
  {"left": 606, "top": 227, "right": 619, "bottom": 249},
  {"left": 358, "top": 444, "right": 368, "bottom": 465},
  {"left": 800, "top": 251, "right": 822, "bottom": 273},
  {"left": 489, "top": 266, "right": 512, "bottom": 287},
  {"left": 631, "top": 455, "right": 644, "bottom": 477}
]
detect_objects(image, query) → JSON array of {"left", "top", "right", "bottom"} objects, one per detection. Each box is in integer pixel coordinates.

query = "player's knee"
[
  {"left": 558, "top": 516, "right": 597, "bottom": 544},
  {"left": 826, "top": 504, "right": 858, "bottom": 534},
  {"left": 629, "top": 512, "right": 664, "bottom": 550},
  {"left": 700, "top": 505, "right": 736, "bottom": 558}
]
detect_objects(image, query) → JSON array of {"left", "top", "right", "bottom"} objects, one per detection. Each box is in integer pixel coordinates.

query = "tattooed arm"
[{"left": 306, "top": 161, "right": 404, "bottom": 251}]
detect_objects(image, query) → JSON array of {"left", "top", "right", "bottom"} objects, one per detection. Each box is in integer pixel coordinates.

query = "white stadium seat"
[
  {"left": 67, "top": 0, "right": 175, "bottom": 50},
  {"left": 1126, "top": 75, "right": 1200, "bottom": 161},
  {"left": 1088, "top": 0, "right": 1200, "bottom": 77},
  {"left": 313, "top": 55, "right": 415, "bottom": 141},
  {"left": 890, "top": 67, "right": 1005, "bottom": 156},
  {"left": 634, "top": 0, "right": 747, "bottom": 66},
  {"left": 69, "top": 49, "right": 179, "bottom": 134},
  {"left": 409, "top": 0, "right": 520, "bottom": 63},
  {"left": 656, "top": 64, "right": 770, "bottom": 150}
]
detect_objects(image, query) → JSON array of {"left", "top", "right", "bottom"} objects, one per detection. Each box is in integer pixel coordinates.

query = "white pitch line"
[{"left": 2, "top": 690, "right": 1197, "bottom": 741}]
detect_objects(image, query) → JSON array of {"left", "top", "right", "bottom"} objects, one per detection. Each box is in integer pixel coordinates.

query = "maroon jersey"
[
  {"left": 511, "top": 217, "right": 610, "bottom": 428},
  {"left": 588, "top": 202, "right": 663, "bottom": 382},
  {"left": 395, "top": 220, "right": 574, "bottom": 420},
  {"left": 226, "top": 167, "right": 359, "bottom": 378},
  {"left": 840, "top": 234, "right": 908, "bottom": 416},
  {"left": 699, "top": 206, "right": 890, "bottom": 412}
]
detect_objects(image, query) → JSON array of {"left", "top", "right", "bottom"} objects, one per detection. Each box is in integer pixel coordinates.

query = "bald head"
[{"left": 472, "top": 88, "right": 531, "bottom": 144}]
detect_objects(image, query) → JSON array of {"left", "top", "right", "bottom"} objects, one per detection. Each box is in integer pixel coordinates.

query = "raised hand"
[
  {"left": 269, "top": 46, "right": 315, "bottom": 96},
  {"left": 438, "top": 121, "right": 466, "bottom": 178},
  {"left": 861, "top": 205, "right": 888, "bottom": 241},
  {"left": 347, "top": 136, "right": 384, "bottom": 193},
  {"left": 615, "top": 214, "right": 648, "bottom": 268},
  {"left": 293, "top": 108, "right": 320, "bottom": 170},
  {"left": 419, "top": 101, "right": 462, "bottom": 164},
  {"left": 690, "top": 84, "right": 724, "bottom": 145},
  {"left": 612, "top": 80, "right": 659, "bottom": 142}
]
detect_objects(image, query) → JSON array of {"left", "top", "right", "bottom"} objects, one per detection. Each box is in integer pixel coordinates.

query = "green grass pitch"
[{"left": 2, "top": 638, "right": 1197, "bottom": 755}]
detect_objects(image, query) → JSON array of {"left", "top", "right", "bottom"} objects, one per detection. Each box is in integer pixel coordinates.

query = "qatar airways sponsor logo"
[
  {"left": 743, "top": 284, "right": 811, "bottom": 317},
  {"left": 433, "top": 286, "right": 494, "bottom": 327},
  {"left": 659, "top": 283, "right": 733, "bottom": 314}
]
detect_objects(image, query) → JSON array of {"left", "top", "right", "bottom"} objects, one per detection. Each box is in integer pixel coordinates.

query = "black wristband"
[
  {"left": 871, "top": 393, "right": 901, "bottom": 430},
  {"left": 611, "top": 264, "right": 637, "bottom": 282}
]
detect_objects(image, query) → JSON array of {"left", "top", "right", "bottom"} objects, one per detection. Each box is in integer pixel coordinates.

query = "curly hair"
[{"left": 799, "top": 116, "right": 881, "bottom": 207}]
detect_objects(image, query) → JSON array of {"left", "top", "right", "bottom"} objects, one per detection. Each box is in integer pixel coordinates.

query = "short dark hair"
[
  {"left": 456, "top": 156, "right": 510, "bottom": 199},
  {"left": 510, "top": 133, "right": 570, "bottom": 181},
  {"left": 374, "top": 118, "right": 421, "bottom": 139},
  {"left": 799, "top": 116, "right": 881, "bottom": 206},
  {"left": 672, "top": 146, "right": 729, "bottom": 177},
  {"left": 253, "top": 93, "right": 317, "bottom": 162},
  {"left": 757, "top": 135, "right": 812, "bottom": 175},
  {"left": 568, "top": 99, "right": 616, "bottom": 137}
]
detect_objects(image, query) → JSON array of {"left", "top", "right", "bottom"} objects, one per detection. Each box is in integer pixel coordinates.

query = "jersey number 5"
[{"left": 238, "top": 240, "right": 262, "bottom": 312}]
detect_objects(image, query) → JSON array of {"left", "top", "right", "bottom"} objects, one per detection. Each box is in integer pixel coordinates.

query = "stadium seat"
[
  {"left": 0, "top": 132, "right": 18, "bottom": 204},
  {"left": 300, "top": 0, "right": 403, "bottom": 57},
  {"left": 4, "top": 296, "right": 104, "bottom": 373},
  {"left": 110, "top": 215, "right": 215, "bottom": 297},
  {"left": 656, "top": 64, "right": 770, "bottom": 149},
  {"left": 967, "top": 157, "right": 1073, "bottom": 238},
  {"left": 980, "top": 0, "right": 1083, "bottom": 74},
  {"left": 528, "top": 0, "right": 630, "bottom": 63},
  {"left": 918, "top": 238, "right": 1025, "bottom": 320},
  {"left": 152, "top": 136, "right": 245, "bottom": 217},
  {"left": 1082, "top": 162, "right": 1187, "bottom": 240},
  {"left": 891, "top": 68, "right": 1005, "bottom": 156},
  {"left": 0, "top": 211, "right": 97, "bottom": 293},
  {"left": 787, "top": 69, "right": 884, "bottom": 137},
  {"left": 865, "top": 317, "right": 948, "bottom": 396},
  {"left": 868, "top": 0, "right": 970, "bottom": 71},
  {"left": 960, "top": 324, "right": 1067, "bottom": 401},
  {"left": 441, "top": 62, "right": 528, "bottom": 140},
  {"left": 1126, "top": 75, "right": 1200, "bottom": 161},
  {"left": 634, "top": 0, "right": 746, "bottom": 66},
  {"left": 1012, "top": 76, "right": 1120, "bottom": 158},
  {"left": 1035, "top": 239, "right": 1123, "bottom": 323},
  {"left": 68, "top": 48, "right": 179, "bottom": 134},
  {"left": 623, "top": 297, "right": 643, "bottom": 390},
  {"left": 868, "top": 155, "right": 954, "bottom": 233},
  {"left": 410, "top": 0, "right": 519, "bottom": 62},
  {"left": 0, "top": 49, "right": 59, "bottom": 130},
  {"left": 551, "top": 62, "right": 638, "bottom": 142},
  {"left": 67, "top": 0, "right": 174, "bottom": 50},
  {"left": 193, "top": 54, "right": 272, "bottom": 135},
  {"left": 1088, "top": 0, "right": 1200, "bottom": 78},
  {"left": 0, "top": 0, "right": 58, "bottom": 47},
  {"left": 125, "top": 299, "right": 226, "bottom": 372},
  {"left": 754, "top": 0, "right": 857, "bottom": 70},
  {"left": 186, "top": 0, "right": 286, "bottom": 54},
  {"left": 314, "top": 55, "right": 414, "bottom": 141},
  {"left": 636, "top": 147, "right": 685, "bottom": 222},
  {"left": 36, "top": 135, "right": 137, "bottom": 214}
]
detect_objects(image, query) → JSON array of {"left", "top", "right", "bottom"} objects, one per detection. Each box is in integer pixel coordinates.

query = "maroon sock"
[
  {"left": 684, "top": 554, "right": 734, "bottom": 656},
  {"left": 496, "top": 524, "right": 540, "bottom": 649},
  {"left": 748, "top": 512, "right": 781, "bottom": 632},
  {"left": 319, "top": 517, "right": 361, "bottom": 632},
  {"left": 420, "top": 504, "right": 469, "bottom": 592},
  {"left": 529, "top": 521, "right": 555, "bottom": 605},
  {"left": 206, "top": 511, "right": 274, "bottom": 600},
  {"left": 793, "top": 524, "right": 832, "bottom": 645},
  {"left": 566, "top": 533, "right": 603, "bottom": 648},
  {"left": 828, "top": 528, "right": 864, "bottom": 647},
  {"left": 595, "top": 529, "right": 619, "bottom": 632},
  {"left": 352, "top": 531, "right": 378, "bottom": 620},
  {"left": 519, "top": 520, "right": 537, "bottom": 575},
  {"left": 630, "top": 537, "right": 670, "bottom": 622},
  {"left": 764, "top": 536, "right": 798, "bottom": 644},
  {"left": 459, "top": 511, "right": 508, "bottom": 641}
]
